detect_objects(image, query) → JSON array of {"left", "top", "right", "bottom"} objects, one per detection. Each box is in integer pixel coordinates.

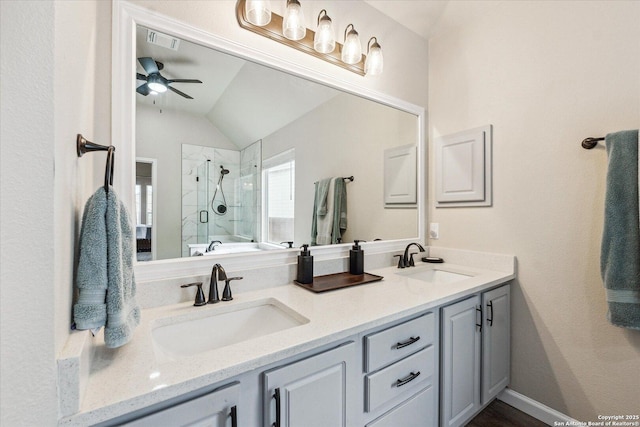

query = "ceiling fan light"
[
  {"left": 283, "top": 0, "right": 306, "bottom": 41},
  {"left": 365, "top": 37, "right": 383, "bottom": 76},
  {"left": 314, "top": 10, "right": 335, "bottom": 53},
  {"left": 341, "top": 24, "right": 362, "bottom": 65},
  {"left": 147, "top": 74, "right": 167, "bottom": 93},
  {"left": 245, "top": 0, "right": 272, "bottom": 26}
]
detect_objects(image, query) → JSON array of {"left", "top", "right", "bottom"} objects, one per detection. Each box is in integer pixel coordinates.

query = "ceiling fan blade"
[
  {"left": 138, "top": 57, "right": 159, "bottom": 75},
  {"left": 167, "top": 79, "right": 203, "bottom": 84},
  {"left": 168, "top": 85, "right": 193, "bottom": 99},
  {"left": 136, "top": 83, "right": 151, "bottom": 96},
  {"left": 136, "top": 73, "right": 148, "bottom": 81}
]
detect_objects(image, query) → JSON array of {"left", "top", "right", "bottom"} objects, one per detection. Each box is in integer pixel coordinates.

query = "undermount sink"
[
  {"left": 152, "top": 298, "right": 309, "bottom": 359},
  {"left": 396, "top": 268, "right": 472, "bottom": 284}
]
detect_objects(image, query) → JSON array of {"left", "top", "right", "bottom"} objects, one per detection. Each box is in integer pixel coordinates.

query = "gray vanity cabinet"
[
  {"left": 440, "top": 284, "right": 510, "bottom": 427},
  {"left": 120, "top": 382, "right": 240, "bottom": 427},
  {"left": 262, "top": 341, "right": 357, "bottom": 427}
]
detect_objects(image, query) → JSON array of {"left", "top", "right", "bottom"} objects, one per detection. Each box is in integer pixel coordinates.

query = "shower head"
[{"left": 220, "top": 166, "right": 230, "bottom": 175}]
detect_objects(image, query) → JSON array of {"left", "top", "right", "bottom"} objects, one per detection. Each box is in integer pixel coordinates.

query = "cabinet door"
[
  {"left": 263, "top": 341, "right": 356, "bottom": 427},
  {"left": 440, "top": 296, "right": 481, "bottom": 427},
  {"left": 122, "top": 382, "right": 239, "bottom": 427},
  {"left": 482, "top": 284, "right": 510, "bottom": 405}
]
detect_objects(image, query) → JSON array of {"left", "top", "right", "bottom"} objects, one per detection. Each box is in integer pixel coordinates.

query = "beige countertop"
[{"left": 59, "top": 257, "right": 515, "bottom": 426}]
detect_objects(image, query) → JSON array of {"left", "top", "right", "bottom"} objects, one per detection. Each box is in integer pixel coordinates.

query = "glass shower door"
[{"left": 196, "top": 160, "right": 212, "bottom": 245}]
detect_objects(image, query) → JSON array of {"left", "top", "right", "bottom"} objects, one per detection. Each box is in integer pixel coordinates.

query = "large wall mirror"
[{"left": 114, "top": 2, "right": 425, "bottom": 277}]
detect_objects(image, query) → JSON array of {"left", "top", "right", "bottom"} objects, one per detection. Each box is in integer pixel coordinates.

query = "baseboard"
[{"left": 498, "top": 388, "right": 579, "bottom": 426}]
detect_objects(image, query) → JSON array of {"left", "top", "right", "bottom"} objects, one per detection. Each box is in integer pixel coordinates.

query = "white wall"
[
  {"left": 262, "top": 93, "right": 418, "bottom": 245},
  {"left": 428, "top": 0, "right": 640, "bottom": 421},
  {"left": 1, "top": 1, "right": 108, "bottom": 425}
]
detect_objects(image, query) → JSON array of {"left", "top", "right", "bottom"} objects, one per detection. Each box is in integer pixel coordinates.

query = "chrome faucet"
[
  {"left": 207, "top": 240, "right": 222, "bottom": 252},
  {"left": 400, "top": 242, "right": 425, "bottom": 268}
]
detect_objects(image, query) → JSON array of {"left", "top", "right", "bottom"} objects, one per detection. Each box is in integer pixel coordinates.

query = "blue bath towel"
[
  {"left": 74, "top": 187, "right": 140, "bottom": 347},
  {"left": 600, "top": 129, "right": 640, "bottom": 330}
]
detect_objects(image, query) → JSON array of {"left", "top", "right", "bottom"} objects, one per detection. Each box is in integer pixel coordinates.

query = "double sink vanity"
[{"left": 59, "top": 247, "right": 515, "bottom": 427}]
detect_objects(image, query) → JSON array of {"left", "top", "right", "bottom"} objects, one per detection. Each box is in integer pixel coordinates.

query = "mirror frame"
[{"left": 113, "top": 1, "right": 426, "bottom": 282}]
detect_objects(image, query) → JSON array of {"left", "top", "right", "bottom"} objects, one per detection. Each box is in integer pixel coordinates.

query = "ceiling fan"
[{"left": 136, "top": 57, "right": 202, "bottom": 99}]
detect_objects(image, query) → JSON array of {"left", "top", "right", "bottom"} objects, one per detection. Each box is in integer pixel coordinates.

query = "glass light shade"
[
  {"left": 314, "top": 13, "right": 335, "bottom": 53},
  {"left": 147, "top": 75, "right": 167, "bottom": 93},
  {"left": 341, "top": 26, "right": 362, "bottom": 65},
  {"left": 245, "top": 0, "right": 272, "bottom": 26},
  {"left": 282, "top": 0, "right": 306, "bottom": 41},
  {"left": 365, "top": 41, "right": 384, "bottom": 76}
]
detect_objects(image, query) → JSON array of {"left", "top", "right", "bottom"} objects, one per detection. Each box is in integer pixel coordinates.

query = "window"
[{"left": 263, "top": 149, "right": 295, "bottom": 244}]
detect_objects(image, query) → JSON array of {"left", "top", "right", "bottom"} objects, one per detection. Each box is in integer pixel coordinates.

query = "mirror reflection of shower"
[
  {"left": 212, "top": 165, "right": 229, "bottom": 215},
  {"left": 181, "top": 143, "right": 261, "bottom": 257}
]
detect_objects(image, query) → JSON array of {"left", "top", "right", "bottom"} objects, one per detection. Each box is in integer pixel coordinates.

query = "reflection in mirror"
[{"left": 135, "top": 25, "right": 419, "bottom": 262}]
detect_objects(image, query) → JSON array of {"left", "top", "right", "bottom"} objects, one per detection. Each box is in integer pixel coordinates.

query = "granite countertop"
[{"left": 60, "top": 258, "right": 515, "bottom": 426}]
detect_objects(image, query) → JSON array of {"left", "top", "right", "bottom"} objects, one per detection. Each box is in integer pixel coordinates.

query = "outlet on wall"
[{"left": 429, "top": 223, "right": 440, "bottom": 239}]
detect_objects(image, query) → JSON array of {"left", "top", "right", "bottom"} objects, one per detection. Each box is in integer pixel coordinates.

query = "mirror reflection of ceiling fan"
[{"left": 136, "top": 57, "right": 202, "bottom": 99}]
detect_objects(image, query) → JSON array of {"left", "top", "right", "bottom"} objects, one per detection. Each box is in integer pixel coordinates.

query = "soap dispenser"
[
  {"left": 297, "top": 244, "right": 314, "bottom": 284},
  {"left": 349, "top": 240, "right": 364, "bottom": 275}
]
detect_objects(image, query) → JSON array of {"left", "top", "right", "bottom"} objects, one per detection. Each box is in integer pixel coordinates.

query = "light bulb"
[
  {"left": 365, "top": 37, "right": 383, "bottom": 76},
  {"left": 147, "top": 74, "right": 167, "bottom": 93},
  {"left": 341, "top": 24, "right": 362, "bottom": 65},
  {"left": 245, "top": 0, "right": 272, "bottom": 26},
  {"left": 314, "top": 10, "right": 335, "bottom": 53},
  {"left": 283, "top": 0, "right": 306, "bottom": 41}
]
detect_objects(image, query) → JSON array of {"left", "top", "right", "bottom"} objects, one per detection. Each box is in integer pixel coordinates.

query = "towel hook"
[
  {"left": 76, "top": 134, "right": 115, "bottom": 193},
  {"left": 581, "top": 136, "right": 604, "bottom": 149},
  {"left": 104, "top": 146, "right": 115, "bottom": 193},
  {"left": 77, "top": 134, "right": 112, "bottom": 157}
]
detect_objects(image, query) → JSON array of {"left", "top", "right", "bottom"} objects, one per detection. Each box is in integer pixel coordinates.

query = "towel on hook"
[
  {"left": 73, "top": 187, "right": 140, "bottom": 347},
  {"left": 332, "top": 177, "right": 348, "bottom": 244},
  {"left": 311, "top": 178, "right": 333, "bottom": 245},
  {"left": 314, "top": 178, "right": 336, "bottom": 245},
  {"left": 600, "top": 129, "right": 640, "bottom": 330}
]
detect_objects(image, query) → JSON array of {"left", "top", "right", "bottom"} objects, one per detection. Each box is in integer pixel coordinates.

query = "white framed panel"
[
  {"left": 384, "top": 144, "right": 417, "bottom": 205},
  {"left": 435, "top": 125, "right": 492, "bottom": 207}
]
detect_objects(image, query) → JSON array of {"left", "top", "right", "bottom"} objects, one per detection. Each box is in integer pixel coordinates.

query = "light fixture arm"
[{"left": 317, "top": 9, "right": 329, "bottom": 25}]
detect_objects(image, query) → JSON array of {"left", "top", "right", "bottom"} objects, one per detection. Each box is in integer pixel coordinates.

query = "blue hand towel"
[
  {"left": 600, "top": 129, "right": 640, "bottom": 330},
  {"left": 74, "top": 187, "right": 140, "bottom": 347}
]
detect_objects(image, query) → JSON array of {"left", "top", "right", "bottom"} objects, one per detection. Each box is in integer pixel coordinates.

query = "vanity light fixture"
[
  {"left": 236, "top": 0, "right": 378, "bottom": 76},
  {"left": 282, "top": 0, "right": 306, "bottom": 41},
  {"left": 313, "top": 9, "right": 335, "bottom": 54},
  {"left": 341, "top": 24, "right": 362, "bottom": 65},
  {"left": 364, "top": 37, "right": 383, "bottom": 76},
  {"left": 245, "top": 0, "right": 272, "bottom": 26}
]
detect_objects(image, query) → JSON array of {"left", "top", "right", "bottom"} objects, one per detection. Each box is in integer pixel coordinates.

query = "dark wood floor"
[{"left": 466, "top": 400, "right": 547, "bottom": 427}]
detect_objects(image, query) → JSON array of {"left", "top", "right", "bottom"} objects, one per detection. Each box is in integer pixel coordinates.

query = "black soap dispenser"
[
  {"left": 297, "top": 244, "right": 314, "bottom": 284},
  {"left": 349, "top": 240, "right": 364, "bottom": 275}
]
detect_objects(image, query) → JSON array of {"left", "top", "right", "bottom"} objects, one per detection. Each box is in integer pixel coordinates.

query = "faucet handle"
[
  {"left": 180, "top": 282, "right": 207, "bottom": 306},
  {"left": 408, "top": 252, "right": 419, "bottom": 267},
  {"left": 394, "top": 254, "right": 405, "bottom": 269},
  {"left": 222, "top": 277, "right": 243, "bottom": 301}
]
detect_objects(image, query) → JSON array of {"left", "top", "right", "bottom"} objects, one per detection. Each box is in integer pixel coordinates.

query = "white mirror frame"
[{"left": 113, "top": 1, "right": 425, "bottom": 282}]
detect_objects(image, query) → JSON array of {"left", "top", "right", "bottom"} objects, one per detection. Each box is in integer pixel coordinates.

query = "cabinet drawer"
[
  {"left": 364, "top": 312, "right": 434, "bottom": 372},
  {"left": 365, "top": 346, "right": 435, "bottom": 412},
  {"left": 366, "top": 385, "right": 435, "bottom": 427}
]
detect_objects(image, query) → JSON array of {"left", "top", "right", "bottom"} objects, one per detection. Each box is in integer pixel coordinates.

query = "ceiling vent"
[{"left": 146, "top": 29, "right": 180, "bottom": 51}]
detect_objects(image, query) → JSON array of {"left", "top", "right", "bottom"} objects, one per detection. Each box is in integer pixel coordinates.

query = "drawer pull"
[
  {"left": 395, "top": 336, "right": 420, "bottom": 349},
  {"left": 395, "top": 371, "right": 421, "bottom": 387}
]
